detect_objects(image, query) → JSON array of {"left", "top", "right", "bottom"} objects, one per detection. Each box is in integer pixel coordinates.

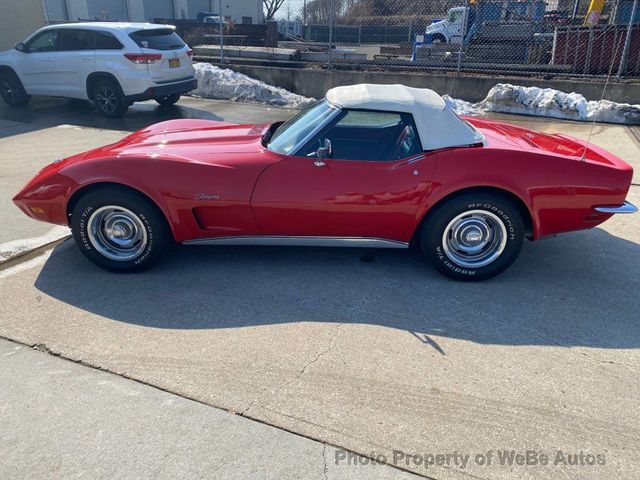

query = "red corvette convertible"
[{"left": 13, "top": 84, "right": 636, "bottom": 280}]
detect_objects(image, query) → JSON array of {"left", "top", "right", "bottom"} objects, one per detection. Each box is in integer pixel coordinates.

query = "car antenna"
[{"left": 581, "top": 27, "right": 625, "bottom": 162}]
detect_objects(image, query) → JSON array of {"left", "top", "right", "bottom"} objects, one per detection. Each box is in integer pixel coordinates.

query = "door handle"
[{"left": 314, "top": 160, "right": 326, "bottom": 167}]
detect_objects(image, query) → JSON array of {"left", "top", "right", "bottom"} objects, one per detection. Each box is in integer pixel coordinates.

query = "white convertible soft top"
[{"left": 325, "top": 84, "right": 485, "bottom": 151}]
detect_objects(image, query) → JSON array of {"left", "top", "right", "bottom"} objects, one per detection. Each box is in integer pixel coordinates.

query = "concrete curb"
[{"left": 0, "top": 227, "right": 71, "bottom": 266}]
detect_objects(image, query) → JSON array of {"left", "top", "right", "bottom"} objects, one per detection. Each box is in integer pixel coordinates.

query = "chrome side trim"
[
  {"left": 594, "top": 201, "right": 638, "bottom": 214},
  {"left": 183, "top": 236, "right": 409, "bottom": 249},
  {"left": 406, "top": 154, "right": 424, "bottom": 164}
]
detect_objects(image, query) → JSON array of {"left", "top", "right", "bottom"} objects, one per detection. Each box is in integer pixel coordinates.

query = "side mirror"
[
  {"left": 316, "top": 138, "right": 332, "bottom": 158},
  {"left": 15, "top": 42, "right": 26, "bottom": 53}
]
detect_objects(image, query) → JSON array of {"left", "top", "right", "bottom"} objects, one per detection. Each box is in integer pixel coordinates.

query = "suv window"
[
  {"left": 95, "top": 31, "right": 123, "bottom": 49},
  {"left": 129, "top": 29, "right": 185, "bottom": 50},
  {"left": 26, "top": 30, "right": 60, "bottom": 53},
  {"left": 301, "top": 110, "right": 422, "bottom": 161},
  {"left": 58, "top": 29, "right": 94, "bottom": 51}
]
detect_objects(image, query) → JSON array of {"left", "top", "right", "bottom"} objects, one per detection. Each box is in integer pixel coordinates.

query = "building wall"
[
  {"left": 174, "top": 0, "right": 264, "bottom": 23},
  {"left": 222, "top": 0, "right": 264, "bottom": 24},
  {"left": 0, "top": 0, "right": 46, "bottom": 50},
  {"left": 43, "top": 1, "right": 266, "bottom": 23}
]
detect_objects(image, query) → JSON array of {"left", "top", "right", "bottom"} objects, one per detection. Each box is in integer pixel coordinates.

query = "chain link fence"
[{"left": 41, "top": 0, "right": 640, "bottom": 78}]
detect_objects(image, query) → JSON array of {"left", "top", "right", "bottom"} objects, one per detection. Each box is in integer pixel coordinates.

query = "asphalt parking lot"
[{"left": 1, "top": 96, "right": 639, "bottom": 479}]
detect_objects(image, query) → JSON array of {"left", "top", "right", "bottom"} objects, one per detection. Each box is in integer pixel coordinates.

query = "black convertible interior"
[{"left": 301, "top": 110, "right": 423, "bottom": 161}]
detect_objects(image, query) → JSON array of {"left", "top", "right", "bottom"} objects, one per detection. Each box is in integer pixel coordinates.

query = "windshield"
[{"left": 268, "top": 100, "right": 336, "bottom": 155}]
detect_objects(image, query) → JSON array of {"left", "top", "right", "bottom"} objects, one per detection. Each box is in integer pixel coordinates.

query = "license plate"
[{"left": 168, "top": 58, "right": 180, "bottom": 68}]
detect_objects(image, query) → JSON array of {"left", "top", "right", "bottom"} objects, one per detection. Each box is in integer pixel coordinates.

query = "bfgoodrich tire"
[
  {"left": 420, "top": 193, "right": 524, "bottom": 281},
  {"left": 71, "top": 187, "right": 171, "bottom": 272}
]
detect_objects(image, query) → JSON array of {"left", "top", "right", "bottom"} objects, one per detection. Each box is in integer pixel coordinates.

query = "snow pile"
[
  {"left": 192, "top": 63, "right": 315, "bottom": 108},
  {"left": 444, "top": 84, "right": 640, "bottom": 124},
  {"left": 443, "top": 95, "right": 483, "bottom": 116},
  {"left": 478, "top": 84, "right": 640, "bottom": 124}
]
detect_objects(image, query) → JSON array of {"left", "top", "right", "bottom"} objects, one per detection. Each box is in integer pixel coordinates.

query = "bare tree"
[{"left": 264, "top": 0, "right": 287, "bottom": 20}]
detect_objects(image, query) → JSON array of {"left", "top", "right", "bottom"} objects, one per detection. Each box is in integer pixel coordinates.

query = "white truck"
[{"left": 424, "top": 7, "right": 469, "bottom": 44}]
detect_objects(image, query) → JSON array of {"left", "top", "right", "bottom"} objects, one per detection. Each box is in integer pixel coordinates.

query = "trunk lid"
[
  {"left": 466, "top": 117, "right": 623, "bottom": 166},
  {"left": 129, "top": 27, "right": 193, "bottom": 83}
]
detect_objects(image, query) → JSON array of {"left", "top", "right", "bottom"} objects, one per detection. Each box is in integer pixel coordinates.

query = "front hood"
[
  {"left": 77, "top": 119, "right": 269, "bottom": 163},
  {"left": 91, "top": 119, "right": 270, "bottom": 160},
  {"left": 426, "top": 21, "right": 446, "bottom": 32}
]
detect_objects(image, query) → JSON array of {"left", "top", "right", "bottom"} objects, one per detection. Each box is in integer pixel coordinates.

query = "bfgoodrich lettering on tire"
[
  {"left": 420, "top": 193, "right": 524, "bottom": 281},
  {"left": 71, "top": 187, "right": 171, "bottom": 272}
]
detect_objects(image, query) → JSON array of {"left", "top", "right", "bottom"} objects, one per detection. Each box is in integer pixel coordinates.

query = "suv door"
[
  {"left": 128, "top": 28, "right": 193, "bottom": 84},
  {"left": 19, "top": 29, "right": 61, "bottom": 95},
  {"left": 252, "top": 110, "right": 437, "bottom": 240},
  {"left": 56, "top": 29, "right": 95, "bottom": 99}
]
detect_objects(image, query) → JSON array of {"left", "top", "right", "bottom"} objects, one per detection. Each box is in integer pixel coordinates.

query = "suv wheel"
[
  {"left": 155, "top": 94, "right": 181, "bottom": 106},
  {"left": 92, "top": 78, "right": 128, "bottom": 118},
  {"left": 0, "top": 71, "right": 31, "bottom": 107}
]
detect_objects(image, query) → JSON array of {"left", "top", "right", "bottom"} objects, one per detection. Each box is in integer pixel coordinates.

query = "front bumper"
[
  {"left": 126, "top": 77, "right": 198, "bottom": 103},
  {"left": 594, "top": 201, "right": 638, "bottom": 214}
]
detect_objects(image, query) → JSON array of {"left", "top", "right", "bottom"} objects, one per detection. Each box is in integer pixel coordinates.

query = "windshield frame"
[{"left": 267, "top": 99, "right": 341, "bottom": 156}]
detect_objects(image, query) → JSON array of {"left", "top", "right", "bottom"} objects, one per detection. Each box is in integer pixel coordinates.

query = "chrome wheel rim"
[
  {"left": 95, "top": 86, "right": 117, "bottom": 114},
  {"left": 442, "top": 210, "right": 507, "bottom": 268},
  {"left": 87, "top": 206, "right": 148, "bottom": 261}
]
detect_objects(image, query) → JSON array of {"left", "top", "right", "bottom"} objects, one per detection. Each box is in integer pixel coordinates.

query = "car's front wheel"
[
  {"left": 155, "top": 94, "right": 181, "bottom": 106},
  {"left": 420, "top": 193, "right": 524, "bottom": 281},
  {"left": 92, "top": 78, "right": 128, "bottom": 118},
  {"left": 0, "top": 71, "right": 31, "bottom": 107},
  {"left": 71, "top": 187, "right": 172, "bottom": 272}
]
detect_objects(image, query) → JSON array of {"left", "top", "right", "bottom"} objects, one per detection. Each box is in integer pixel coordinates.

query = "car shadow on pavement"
[
  {"left": 0, "top": 97, "right": 226, "bottom": 134},
  {"left": 34, "top": 227, "right": 639, "bottom": 349}
]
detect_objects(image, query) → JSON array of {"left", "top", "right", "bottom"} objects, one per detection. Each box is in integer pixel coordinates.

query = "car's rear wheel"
[
  {"left": 92, "top": 78, "right": 128, "bottom": 118},
  {"left": 155, "top": 94, "right": 181, "bottom": 106},
  {"left": 420, "top": 193, "right": 524, "bottom": 281},
  {"left": 0, "top": 71, "right": 31, "bottom": 107},
  {"left": 71, "top": 187, "right": 172, "bottom": 272}
]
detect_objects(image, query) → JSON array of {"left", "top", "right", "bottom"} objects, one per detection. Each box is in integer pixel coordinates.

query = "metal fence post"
[
  {"left": 618, "top": 0, "right": 638, "bottom": 77},
  {"left": 457, "top": 0, "right": 469, "bottom": 73},
  {"left": 219, "top": 0, "right": 224, "bottom": 63},
  {"left": 328, "top": 0, "right": 334, "bottom": 70}
]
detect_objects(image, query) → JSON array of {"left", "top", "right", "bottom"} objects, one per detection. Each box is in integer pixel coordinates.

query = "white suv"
[{"left": 0, "top": 23, "right": 196, "bottom": 118}]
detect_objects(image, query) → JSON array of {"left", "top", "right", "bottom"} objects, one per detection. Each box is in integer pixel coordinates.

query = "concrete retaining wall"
[{"left": 220, "top": 63, "right": 640, "bottom": 104}]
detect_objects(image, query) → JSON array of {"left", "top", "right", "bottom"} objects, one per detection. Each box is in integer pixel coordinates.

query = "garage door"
[
  {"left": 188, "top": 0, "right": 211, "bottom": 20},
  {"left": 44, "top": 0, "right": 69, "bottom": 21},
  {"left": 87, "top": 0, "right": 127, "bottom": 21},
  {"left": 143, "top": 0, "right": 174, "bottom": 21}
]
